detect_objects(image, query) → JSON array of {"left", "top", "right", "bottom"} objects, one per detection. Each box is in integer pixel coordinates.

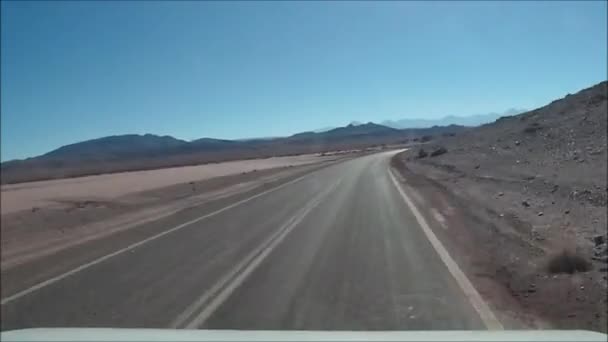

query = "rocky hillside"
[
  {"left": 411, "top": 81, "right": 607, "bottom": 247},
  {"left": 394, "top": 80, "right": 607, "bottom": 331}
]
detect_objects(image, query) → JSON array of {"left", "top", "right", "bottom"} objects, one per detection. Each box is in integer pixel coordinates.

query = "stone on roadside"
[
  {"left": 593, "top": 244, "right": 608, "bottom": 258},
  {"left": 593, "top": 235, "right": 606, "bottom": 246},
  {"left": 593, "top": 255, "right": 608, "bottom": 264},
  {"left": 417, "top": 148, "right": 428, "bottom": 159}
]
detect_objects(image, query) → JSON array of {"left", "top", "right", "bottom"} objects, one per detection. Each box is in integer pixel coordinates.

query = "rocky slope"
[{"left": 393, "top": 81, "right": 607, "bottom": 331}]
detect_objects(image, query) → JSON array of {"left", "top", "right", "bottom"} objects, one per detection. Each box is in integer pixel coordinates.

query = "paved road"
[{"left": 1, "top": 151, "right": 492, "bottom": 331}]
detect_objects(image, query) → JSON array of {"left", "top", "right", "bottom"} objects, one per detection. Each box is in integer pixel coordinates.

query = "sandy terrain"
[
  {"left": 1, "top": 154, "right": 333, "bottom": 215},
  {"left": 0, "top": 154, "right": 348, "bottom": 271}
]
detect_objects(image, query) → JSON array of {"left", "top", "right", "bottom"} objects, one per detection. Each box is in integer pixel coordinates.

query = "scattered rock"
[
  {"left": 538, "top": 211, "right": 544, "bottom": 216},
  {"left": 31, "top": 207, "right": 39, "bottom": 213},
  {"left": 593, "top": 255, "right": 608, "bottom": 264},
  {"left": 474, "top": 164, "right": 480, "bottom": 169},
  {"left": 593, "top": 244, "right": 608, "bottom": 261},
  {"left": 593, "top": 235, "right": 606, "bottom": 246},
  {"left": 417, "top": 148, "right": 428, "bottom": 159},
  {"left": 589, "top": 149, "right": 603, "bottom": 155},
  {"left": 522, "top": 200, "right": 530, "bottom": 207},
  {"left": 497, "top": 192, "right": 504, "bottom": 197},
  {"left": 564, "top": 209, "right": 570, "bottom": 214},
  {"left": 531, "top": 228, "right": 544, "bottom": 241},
  {"left": 515, "top": 140, "right": 521, "bottom": 146}
]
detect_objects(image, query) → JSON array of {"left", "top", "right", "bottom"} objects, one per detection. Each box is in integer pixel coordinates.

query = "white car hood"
[{"left": 1, "top": 328, "right": 607, "bottom": 341}]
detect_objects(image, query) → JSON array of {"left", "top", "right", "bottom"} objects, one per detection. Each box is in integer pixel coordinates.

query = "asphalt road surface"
[{"left": 1, "top": 151, "right": 496, "bottom": 331}]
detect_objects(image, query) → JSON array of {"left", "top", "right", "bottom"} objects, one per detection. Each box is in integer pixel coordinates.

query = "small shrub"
[
  {"left": 421, "top": 135, "right": 433, "bottom": 142},
  {"left": 523, "top": 122, "right": 543, "bottom": 134},
  {"left": 417, "top": 148, "right": 428, "bottom": 158},
  {"left": 430, "top": 147, "right": 448, "bottom": 157},
  {"left": 547, "top": 250, "right": 591, "bottom": 274}
]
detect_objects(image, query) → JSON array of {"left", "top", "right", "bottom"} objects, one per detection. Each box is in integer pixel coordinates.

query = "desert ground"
[
  {"left": 1, "top": 153, "right": 350, "bottom": 271},
  {"left": 1, "top": 154, "right": 336, "bottom": 215}
]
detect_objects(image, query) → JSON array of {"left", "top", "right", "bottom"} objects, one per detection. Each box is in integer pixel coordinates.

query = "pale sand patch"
[
  {"left": 0, "top": 167, "right": 305, "bottom": 270},
  {"left": 1, "top": 154, "right": 329, "bottom": 215}
]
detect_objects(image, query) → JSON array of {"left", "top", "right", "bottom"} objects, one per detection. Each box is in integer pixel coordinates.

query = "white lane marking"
[
  {"left": 388, "top": 169, "right": 504, "bottom": 330},
  {"left": 173, "top": 179, "right": 341, "bottom": 329},
  {"left": 1, "top": 172, "right": 318, "bottom": 306},
  {"left": 430, "top": 208, "right": 448, "bottom": 230}
]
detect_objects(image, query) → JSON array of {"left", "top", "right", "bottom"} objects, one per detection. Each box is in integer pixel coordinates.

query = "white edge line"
[
  {"left": 180, "top": 179, "right": 341, "bottom": 329},
  {"left": 388, "top": 168, "right": 504, "bottom": 330},
  {"left": 1, "top": 172, "right": 317, "bottom": 306}
]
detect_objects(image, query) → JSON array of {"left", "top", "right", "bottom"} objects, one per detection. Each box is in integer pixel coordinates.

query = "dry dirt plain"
[{"left": 1, "top": 154, "right": 334, "bottom": 215}]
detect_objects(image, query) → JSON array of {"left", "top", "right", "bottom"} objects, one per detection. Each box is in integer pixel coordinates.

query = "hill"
[
  {"left": 392, "top": 80, "right": 607, "bottom": 331},
  {"left": 42, "top": 134, "right": 188, "bottom": 161},
  {"left": 1, "top": 123, "right": 466, "bottom": 184}
]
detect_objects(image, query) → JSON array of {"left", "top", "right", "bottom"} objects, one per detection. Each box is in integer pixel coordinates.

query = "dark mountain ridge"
[{"left": 1, "top": 122, "right": 467, "bottom": 184}]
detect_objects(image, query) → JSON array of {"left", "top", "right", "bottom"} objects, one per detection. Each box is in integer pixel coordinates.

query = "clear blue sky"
[{"left": 1, "top": 1, "right": 606, "bottom": 161}]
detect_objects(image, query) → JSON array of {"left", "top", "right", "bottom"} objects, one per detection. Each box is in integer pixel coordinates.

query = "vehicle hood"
[{"left": 1, "top": 328, "right": 607, "bottom": 341}]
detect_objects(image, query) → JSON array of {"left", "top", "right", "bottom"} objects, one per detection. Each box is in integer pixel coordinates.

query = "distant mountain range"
[
  {"left": 1, "top": 122, "right": 468, "bottom": 184},
  {"left": 380, "top": 109, "right": 526, "bottom": 129},
  {"left": 42, "top": 134, "right": 189, "bottom": 160},
  {"left": 311, "top": 110, "right": 524, "bottom": 133}
]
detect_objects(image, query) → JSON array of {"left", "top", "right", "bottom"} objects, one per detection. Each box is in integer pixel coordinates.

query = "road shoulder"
[{"left": 390, "top": 152, "right": 607, "bottom": 332}]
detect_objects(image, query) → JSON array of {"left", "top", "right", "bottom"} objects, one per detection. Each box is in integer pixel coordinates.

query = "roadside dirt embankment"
[
  {"left": 1, "top": 154, "right": 336, "bottom": 215},
  {"left": 392, "top": 81, "right": 607, "bottom": 332}
]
